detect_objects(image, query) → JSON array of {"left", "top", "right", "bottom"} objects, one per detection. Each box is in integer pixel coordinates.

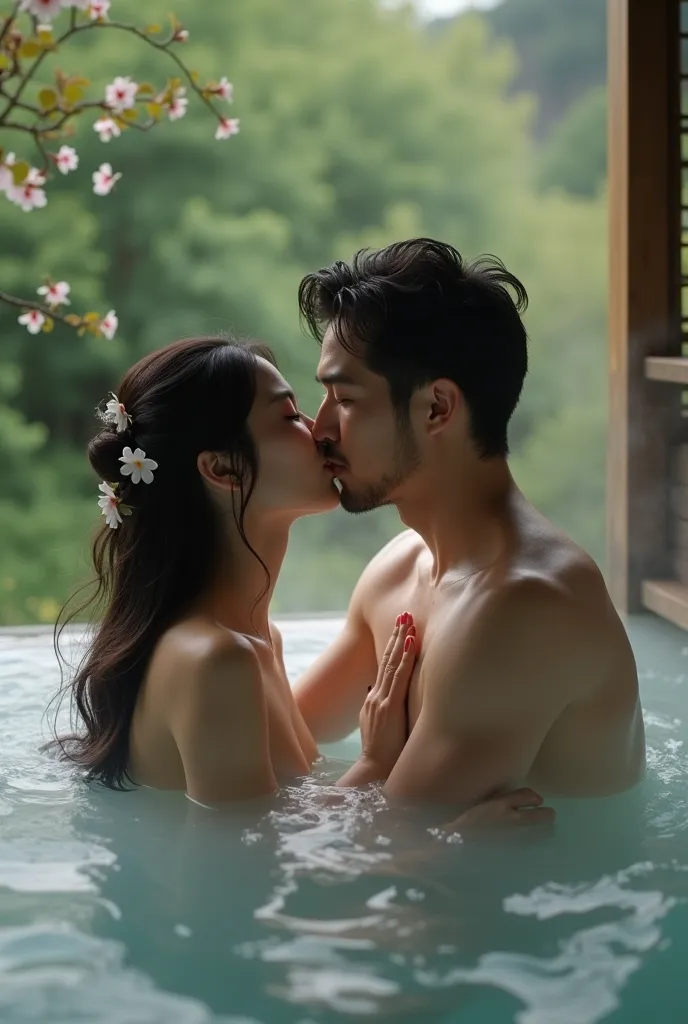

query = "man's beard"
[{"left": 338, "top": 420, "right": 420, "bottom": 514}]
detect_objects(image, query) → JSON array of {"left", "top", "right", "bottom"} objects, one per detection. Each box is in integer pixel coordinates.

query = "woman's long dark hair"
[{"left": 50, "top": 336, "right": 275, "bottom": 790}]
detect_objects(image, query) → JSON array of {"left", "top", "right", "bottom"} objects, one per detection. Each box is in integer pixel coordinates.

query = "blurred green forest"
[{"left": 0, "top": 0, "right": 608, "bottom": 624}]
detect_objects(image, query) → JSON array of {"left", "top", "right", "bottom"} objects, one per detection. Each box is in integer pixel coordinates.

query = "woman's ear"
[{"left": 196, "top": 451, "right": 239, "bottom": 491}]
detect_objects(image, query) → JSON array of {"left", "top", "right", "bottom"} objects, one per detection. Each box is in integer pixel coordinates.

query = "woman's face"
[{"left": 245, "top": 358, "right": 339, "bottom": 517}]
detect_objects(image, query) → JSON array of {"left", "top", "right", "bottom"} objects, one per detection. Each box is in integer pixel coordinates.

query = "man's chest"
[{"left": 366, "top": 580, "right": 462, "bottom": 727}]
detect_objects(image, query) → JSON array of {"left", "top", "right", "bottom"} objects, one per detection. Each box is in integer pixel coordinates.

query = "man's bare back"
[{"left": 295, "top": 490, "right": 645, "bottom": 804}]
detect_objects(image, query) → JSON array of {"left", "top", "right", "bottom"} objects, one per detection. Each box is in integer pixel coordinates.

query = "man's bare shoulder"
[{"left": 355, "top": 529, "right": 424, "bottom": 590}]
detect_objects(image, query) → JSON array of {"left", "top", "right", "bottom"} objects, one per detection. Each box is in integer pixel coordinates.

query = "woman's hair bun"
[{"left": 88, "top": 428, "right": 129, "bottom": 484}]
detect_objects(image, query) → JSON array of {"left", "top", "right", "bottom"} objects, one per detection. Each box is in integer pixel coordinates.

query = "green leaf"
[
  {"left": 41, "top": 317, "right": 54, "bottom": 333},
  {"left": 145, "top": 102, "right": 163, "bottom": 121},
  {"left": 121, "top": 107, "right": 139, "bottom": 122},
  {"left": 18, "top": 40, "right": 41, "bottom": 59},
  {"left": 10, "top": 161, "right": 29, "bottom": 186},
  {"left": 145, "top": 23, "right": 162, "bottom": 33},
  {"left": 137, "top": 82, "right": 156, "bottom": 96},
  {"left": 63, "top": 83, "right": 84, "bottom": 106},
  {"left": 0, "top": 54, "right": 11, "bottom": 71},
  {"left": 38, "top": 87, "right": 57, "bottom": 112}
]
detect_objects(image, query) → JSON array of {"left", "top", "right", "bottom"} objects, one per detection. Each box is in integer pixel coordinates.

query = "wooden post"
[{"left": 606, "top": 0, "right": 682, "bottom": 613}]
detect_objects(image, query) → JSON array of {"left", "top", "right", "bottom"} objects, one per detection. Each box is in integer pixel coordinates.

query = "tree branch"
[
  {"left": 0, "top": 1, "right": 21, "bottom": 49},
  {"left": 0, "top": 289, "right": 78, "bottom": 328}
]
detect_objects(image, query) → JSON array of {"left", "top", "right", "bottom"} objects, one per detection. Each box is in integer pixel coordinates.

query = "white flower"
[
  {"left": 215, "top": 78, "right": 233, "bottom": 102},
  {"left": 18, "top": 309, "right": 46, "bottom": 334},
  {"left": 104, "top": 393, "right": 130, "bottom": 432},
  {"left": 7, "top": 169, "right": 47, "bottom": 211},
  {"left": 215, "top": 117, "right": 240, "bottom": 140},
  {"left": 93, "top": 117, "right": 121, "bottom": 143},
  {"left": 119, "top": 446, "right": 157, "bottom": 485},
  {"left": 37, "top": 281, "right": 70, "bottom": 307},
  {"left": 174, "top": 28, "right": 189, "bottom": 42},
  {"left": 0, "top": 165, "right": 12, "bottom": 195},
  {"left": 88, "top": 0, "right": 109, "bottom": 18},
  {"left": 20, "top": 0, "right": 64, "bottom": 20},
  {"left": 99, "top": 309, "right": 118, "bottom": 340},
  {"left": 167, "top": 88, "right": 188, "bottom": 121},
  {"left": 98, "top": 481, "right": 122, "bottom": 530},
  {"left": 105, "top": 76, "right": 138, "bottom": 113},
  {"left": 55, "top": 145, "right": 79, "bottom": 174},
  {"left": 92, "top": 163, "right": 121, "bottom": 196}
]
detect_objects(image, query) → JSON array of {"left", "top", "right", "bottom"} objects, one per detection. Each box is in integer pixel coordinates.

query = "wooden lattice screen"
[{"left": 607, "top": 0, "right": 685, "bottom": 627}]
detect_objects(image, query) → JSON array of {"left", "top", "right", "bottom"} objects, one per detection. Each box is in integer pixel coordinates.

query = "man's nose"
[{"left": 312, "top": 399, "right": 339, "bottom": 445}]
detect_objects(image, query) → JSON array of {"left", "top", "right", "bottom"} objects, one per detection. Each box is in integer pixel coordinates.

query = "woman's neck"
[{"left": 196, "top": 513, "right": 292, "bottom": 641}]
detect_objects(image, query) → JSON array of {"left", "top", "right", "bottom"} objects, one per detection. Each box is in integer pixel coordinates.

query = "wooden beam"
[
  {"left": 645, "top": 356, "right": 688, "bottom": 383},
  {"left": 607, "top": 0, "right": 682, "bottom": 612},
  {"left": 642, "top": 580, "right": 688, "bottom": 630}
]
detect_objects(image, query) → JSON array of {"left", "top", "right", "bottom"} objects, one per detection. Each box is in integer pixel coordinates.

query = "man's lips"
[{"left": 324, "top": 461, "right": 347, "bottom": 474}]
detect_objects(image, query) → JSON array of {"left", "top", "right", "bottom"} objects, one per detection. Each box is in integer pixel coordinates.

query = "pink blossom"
[
  {"left": 168, "top": 88, "right": 188, "bottom": 122},
  {"left": 92, "top": 163, "right": 122, "bottom": 196},
  {"left": 215, "top": 78, "right": 233, "bottom": 102},
  {"left": 93, "top": 117, "right": 121, "bottom": 143},
  {"left": 215, "top": 118, "right": 240, "bottom": 141},
  {"left": 18, "top": 310, "right": 46, "bottom": 334},
  {"left": 88, "top": 0, "right": 109, "bottom": 18},
  {"left": 0, "top": 165, "right": 12, "bottom": 196},
  {"left": 100, "top": 310, "right": 118, "bottom": 340},
  {"left": 19, "top": 0, "right": 64, "bottom": 21},
  {"left": 105, "top": 76, "right": 138, "bottom": 113},
  {"left": 37, "top": 281, "right": 70, "bottom": 307},
  {"left": 55, "top": 145, "right": 79, "bottom": 174},
  {"left": 8, "top": 169, "right": 47, "bottom": 212}
]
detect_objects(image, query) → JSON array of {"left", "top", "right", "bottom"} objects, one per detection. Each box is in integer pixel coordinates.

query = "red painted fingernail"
[
  {"left": 395, "top": 614, "right": 401, "bottom": 626},
  {"left": 403, "top": 612, "right": 409, "bottom": 624},
  {"left": 404, "top": 636, "right": 414, "bottom": 652}
]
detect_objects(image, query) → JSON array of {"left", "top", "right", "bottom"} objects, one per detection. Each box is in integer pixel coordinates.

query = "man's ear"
[
  {"left": 197, "top": 451, "right": 239, "bottom": 491},
  {"left": 424, "top": 378, "right": 463, "bottom": 436}
]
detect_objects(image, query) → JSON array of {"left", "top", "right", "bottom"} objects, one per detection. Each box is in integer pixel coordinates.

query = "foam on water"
[{"left": 0, "top": 617, "right": 686, "bottom": 1023}]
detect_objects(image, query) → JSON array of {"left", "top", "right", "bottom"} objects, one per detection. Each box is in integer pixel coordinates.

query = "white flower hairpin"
[
  {"left": 98, "top": 481, "right": 133, "bottom": 530},
  {"left": 119, "top": 446, "right": 158, "bottom": 485},
  {"left": 103, "top": 392, "right": 131, "bottom": 433}
]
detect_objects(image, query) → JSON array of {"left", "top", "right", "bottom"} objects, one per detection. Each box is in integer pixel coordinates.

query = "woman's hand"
[
  {"left": 359, "top": 612, "right": 416, "bottom": 776},
  {"left": 450, "top": 788, "right": 555, "bottom": 834},
  {"left": 336, "top": 613, "right": 416, "bottom": 787}
]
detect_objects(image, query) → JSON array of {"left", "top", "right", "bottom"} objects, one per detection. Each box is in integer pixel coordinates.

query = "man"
[{"left": 294, "top": 238, "right": 645, "bottom": 809}]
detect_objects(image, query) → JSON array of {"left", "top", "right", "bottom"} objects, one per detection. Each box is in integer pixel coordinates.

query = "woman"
[
  {"left": 52, "top": 336, "right": 411, "bottom": 800},
  {"left": 53, "top": 335, "right": 550, "bottom": 827}
]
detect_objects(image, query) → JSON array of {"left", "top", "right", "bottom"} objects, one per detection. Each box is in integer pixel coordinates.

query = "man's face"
[{"left": 312, "top": 327, "right": 420, "bottom": 513}]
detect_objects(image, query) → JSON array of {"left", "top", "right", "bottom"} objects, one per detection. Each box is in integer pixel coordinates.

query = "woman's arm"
[{"left": 168, "top": 636, "right": 277, "bottom": 805}]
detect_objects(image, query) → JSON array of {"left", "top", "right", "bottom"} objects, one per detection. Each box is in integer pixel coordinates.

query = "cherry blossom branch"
[
  {"left": 0, "top": 2, "right": 21, "bottom": 50},
  {"left": 0, "top": 3, "right": 238, "bottom": 338}
]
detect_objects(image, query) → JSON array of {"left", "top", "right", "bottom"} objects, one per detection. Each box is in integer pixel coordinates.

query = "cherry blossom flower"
[
  {"left": 104, "top": 393, "right": 130, "bottom": 432},
  {"left": 215, "top": 118, "right": 240, "bottom": 140},
  {"left": 88, "top": 0, "right": 110, "bottom": 18},
  {"left": 19, "top": 0, "right": 64, "bottom": 21},
  {"left": 215, "top": 78, "right": 233, "bottom": 102},
  {"left": 37, "top": 281, "right": 70, "bottom": 307},
  {"left": 8, "top": 169, "right": 47, "bottom": 212},
  {"left": 98, "top": 482, "right": 122, "bottom": 530},
  {"left": 99, "top": 309, "right": 118, "bottom": 340},
  {"left": 168, "top": 88, "right": 188, "bottom": 121},
  {"left": 0, "top": 164, "right": 12, "bottom": 196},
  {"left": 119, "top": 446, "right": 158, "bottom": 485},
  {"left": 18, "top": 310, "right": 46, "bottom": 334},
  {"left": 173, "top": 28, "right": 189, "bottom": 42},
  {"left": 92, "top": 163, "right": 122, "bottom": 196},
  {"left": 93, "top": 117, "right": 121, "bottom": 143},
  {"left": 55, "top": 145, "right": 79, "bottom": 174},
  {"left": 105, "top": 76, "right": 138, "bottom": 113}
]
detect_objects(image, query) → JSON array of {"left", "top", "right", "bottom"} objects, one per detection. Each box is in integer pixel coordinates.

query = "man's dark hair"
[{"left": 298, "top": 237, "right": 529, "bottom": 457}]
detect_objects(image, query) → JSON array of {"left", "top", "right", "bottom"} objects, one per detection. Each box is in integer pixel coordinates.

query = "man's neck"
[{"left": 395, "top": 456, "right": 517, "bottom": 583}]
